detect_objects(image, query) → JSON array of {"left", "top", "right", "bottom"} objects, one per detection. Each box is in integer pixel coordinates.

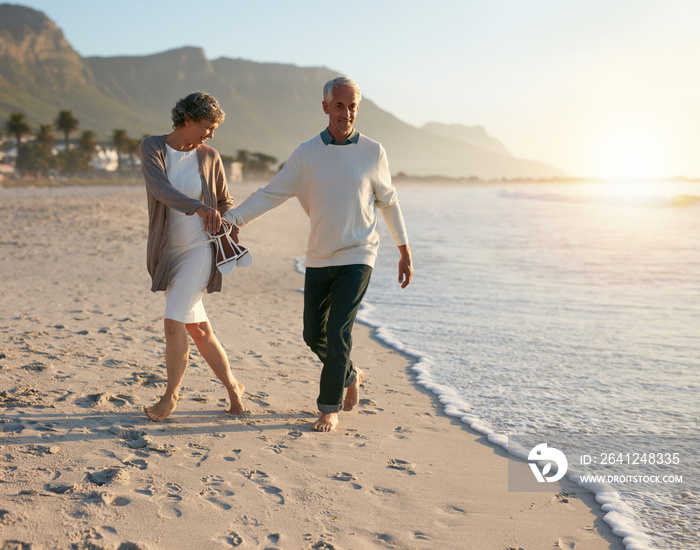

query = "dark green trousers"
[{"left": 303, "top": 264, "right": 373, "bottom": 414}]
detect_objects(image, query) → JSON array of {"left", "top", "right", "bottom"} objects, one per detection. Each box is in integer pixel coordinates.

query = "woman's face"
[{"left": 183, "top": 117, "right": 219, "bottom": 147}]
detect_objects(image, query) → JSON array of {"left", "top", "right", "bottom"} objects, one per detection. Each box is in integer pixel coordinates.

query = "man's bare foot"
[
  {"left": 226, "top": 381, "right": 246, "bottom": 414},
  {"left": 144, "top": 394, "right": 178, "bottom": 422},
  {"left": 312, "top": 413, "right": 338, "bottom": 432},
  {"left": 342, "top": 367, "right": 364, "bottom": 412}
]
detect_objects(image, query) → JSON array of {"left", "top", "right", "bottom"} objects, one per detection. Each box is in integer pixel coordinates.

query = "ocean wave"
[{"left": 500, "top": 190, "right": 700, "bottom": 209}]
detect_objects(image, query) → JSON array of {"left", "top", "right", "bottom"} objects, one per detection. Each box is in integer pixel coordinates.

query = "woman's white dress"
[{"left": 163, "top": 145, "right": 212, "bottom": 324}]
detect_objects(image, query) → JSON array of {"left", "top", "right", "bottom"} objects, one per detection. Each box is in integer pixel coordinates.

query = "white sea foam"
[{"left": 499, "top": 185, "right": 700, "bottom": 209}]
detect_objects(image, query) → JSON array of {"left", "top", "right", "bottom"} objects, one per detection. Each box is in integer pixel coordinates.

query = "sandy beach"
[{"left": 0, "top": 182, "right": 624, "bottom": 550}]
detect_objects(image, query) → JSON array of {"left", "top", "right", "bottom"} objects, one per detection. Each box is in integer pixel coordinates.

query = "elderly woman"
[{"left": 140, "top": 91, "right": 245, "bottom": 421}]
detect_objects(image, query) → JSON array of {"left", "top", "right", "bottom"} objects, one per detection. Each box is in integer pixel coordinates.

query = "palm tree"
[
  {"left": 7, "top": 112, "right": 31, "bottom": 149},
  {"left": 36, "top": 124, "right": 55, "bottom": 146},
  {"left": 78, "top": 130, "right": 97, "bottom": 153},
  {"left": 16, "top": 124, "right": 55, "bottom": 175},
  {"left": 112, "top": 129, "right": 128, "bottom": 171},
  {"left": 55, "top": 110, "right": 79, "bottom": 151}
]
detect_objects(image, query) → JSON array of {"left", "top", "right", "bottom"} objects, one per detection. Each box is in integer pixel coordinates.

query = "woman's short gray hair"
[
  {"left": 171, "top": 91, "right": 225, "bottom": 128},
  {"left": 323, "top": 76, "right": 362, "bottom": 104}
]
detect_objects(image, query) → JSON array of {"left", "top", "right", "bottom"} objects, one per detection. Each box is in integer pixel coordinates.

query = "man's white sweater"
[{"left": 226, "top": 132, "right": 409, "bottom": 268}]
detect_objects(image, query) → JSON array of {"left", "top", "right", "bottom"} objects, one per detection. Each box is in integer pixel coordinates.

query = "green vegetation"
[
  {"left": 3, "top": 110, "right": 280, "bottom": 183},
  {"left": 15, "top": 123, "right": 55, "bottom": 176},
  {"left": 7, "top": 112, "right": 31, "bottom": 148},
  {"left": 55, "top": 110, "right": 79, "bottom": 151}
]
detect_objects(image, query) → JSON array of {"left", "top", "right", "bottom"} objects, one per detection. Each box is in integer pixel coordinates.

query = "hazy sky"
[{"left": 13, "top": 0, "right": 700, "bottom": 179}]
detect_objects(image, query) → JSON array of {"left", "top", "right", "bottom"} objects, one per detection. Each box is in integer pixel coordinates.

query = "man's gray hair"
[
  {"left": 171, "top": 91, "right": 225, "bottom": 129},
  {"left": 323, "top": 76, "right": 362, "bottom": 104}
]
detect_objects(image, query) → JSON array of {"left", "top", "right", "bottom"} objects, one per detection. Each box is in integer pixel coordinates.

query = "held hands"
[
  {"left": 398, "top": 244, "right": 413, "bottom": 289},
  {"left": 197, "top": 205, "right": 222, "bottom": 235}
]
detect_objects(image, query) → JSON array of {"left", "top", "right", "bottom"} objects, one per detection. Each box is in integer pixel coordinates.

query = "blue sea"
[{"left": 357, "top": 180, "right": 699, "bottom": 550}]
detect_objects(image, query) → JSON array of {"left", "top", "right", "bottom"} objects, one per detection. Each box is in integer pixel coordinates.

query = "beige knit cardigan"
[{"left": 140, "top": 134, "right": 235, "bottom": 293}]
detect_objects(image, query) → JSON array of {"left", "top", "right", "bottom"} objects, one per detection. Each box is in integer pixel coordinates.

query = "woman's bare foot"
[
  {"left": 342, "top": 367, "right": 364, "bottom": 412},
  {"left": 226, "top": 381, "right": 246, "bottom": 414},
  {"left": 144, "top": 394, "right": 178, "bottom": 422},
  {"left": 312, "top": 413, "right": 338, "bottom": 432}
]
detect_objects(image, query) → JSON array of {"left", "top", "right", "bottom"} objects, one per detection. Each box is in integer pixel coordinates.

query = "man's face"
[{"left": 322, "top": 85, "right": 360, "bottom": 140}]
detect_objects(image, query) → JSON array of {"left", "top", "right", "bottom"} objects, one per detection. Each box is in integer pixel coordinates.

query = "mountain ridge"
[{"left": 0, "top": 4, "right": 565, "bottom": 179}]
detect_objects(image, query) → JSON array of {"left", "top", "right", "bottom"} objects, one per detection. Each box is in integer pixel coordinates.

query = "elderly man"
[{"left": 226, "top": 75, "right": 413, "bottom": 431}]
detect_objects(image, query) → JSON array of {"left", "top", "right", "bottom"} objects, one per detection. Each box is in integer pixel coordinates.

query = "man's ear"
[{"left": 322, "top": 101, "right": 330, "bottom": 115}]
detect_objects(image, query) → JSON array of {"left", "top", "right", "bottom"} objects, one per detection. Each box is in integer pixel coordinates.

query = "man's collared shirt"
[{"left": 320, "top": 128, "right": 360, "bottom": 146}]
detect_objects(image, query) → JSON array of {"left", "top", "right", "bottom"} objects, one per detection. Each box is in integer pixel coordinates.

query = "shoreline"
[
  {"left": 0, "top": 184, "right": 624, "bottom": 549},
  {"left": 3, "top": 173, "right": 700, "bottom": 192}
]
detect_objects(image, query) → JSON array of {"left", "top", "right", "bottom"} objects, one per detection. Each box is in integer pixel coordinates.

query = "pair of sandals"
[{"left": 208, "top": 219, "right": 253, "bottom": 274}]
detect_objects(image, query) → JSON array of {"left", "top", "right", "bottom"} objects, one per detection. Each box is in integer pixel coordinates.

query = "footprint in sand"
[
  {"left": 75, "top": 392, "right": 134, "bottom": 408},
  {"left": 268, "top": 443, "right": 287, "bottom": 454},
  {"left": 223, "top": 449, "right": 242, "bottom": 462},
  {"left": 199, "top": 475, "right": 234, "bottom": 510},
  {"left": 439, "top": 504, "right": 467, "bottom": 515},
  {"left": 102, "top": 494, "right": 131, "bottom": 507},
  {"left": 242, "top": 469, "right": 268, "bottom": 481},
  {"left": 241, "top": 469, "right": 284, "bottom": 505},
  {"left": 86, "top": 467, "right": 130, "bottom": 486},
  {"left": 45, "top": 483, "right": 79, "bottom": 495},
  {"left": 343, "top": 430, "right": 368, "bottom": 447},
  {"left": 225, "top": 531, "right": 243, "bottom": 547},
  {"left": 122, "top": 458, "right": 148, "bottom": 470},
  {"left": 262, "top": 428, "right": 303, "bottom": 455},
  {"left": 109, "top": 425, "right": 148, "bottom": 449},
  {"left": 186, "top": 442, "right": 210, "bottom": 467},
  {"left": 331, "top": 472, "right": 362, "bottom": 490},
  {"left": 393, "top": 426, "right": 410, "bottom": 439},
  {"left": 247, "top": 391, "right": 270, "bottom": 407},
  {"left": 127, "top": 371, "right": 166, "bottom": 387},
  {"left": 331, "top": 472, "right": 357, "bottom": 482},
  {"left": 387, "top": 458, "right": 416, "bottom": 475},
  {"left": 21, "top": 360, "right": 53, "bottom": 372},
  {"left": 152, "top": 482, "right": 183, "bottom": 518},
  {"left": 375, "top": 534, "right": 398, "bottom": 546}
]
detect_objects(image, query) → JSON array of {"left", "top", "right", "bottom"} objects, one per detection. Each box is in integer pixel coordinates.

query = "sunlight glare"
[
  {"left": 601, "top": 181, "right": 664, "bottom": 202},
  {"left": 594, "top": 124, "right": 671, "bottom": 181}
]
